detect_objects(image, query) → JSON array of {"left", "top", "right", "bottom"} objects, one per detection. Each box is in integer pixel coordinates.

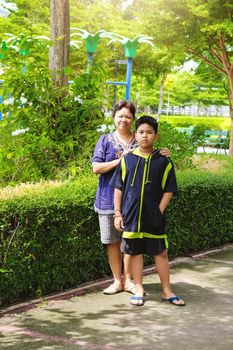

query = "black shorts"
[{"left": 121, "top": 237, "right": 166, "bottom": 256}]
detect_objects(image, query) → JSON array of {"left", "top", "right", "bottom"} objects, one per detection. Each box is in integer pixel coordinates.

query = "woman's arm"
[
  {"left": 92, "top": 158, "right": 121, "bottom": 174},
  {"left": 92, "top": 149, "right": 133, "bottom": 175}
]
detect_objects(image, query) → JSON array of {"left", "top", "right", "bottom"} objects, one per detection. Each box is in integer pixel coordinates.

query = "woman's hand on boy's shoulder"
[
  {"left": 159, "top": 148, "right": 170, "bottom": 157},
  {"left": 120, "top": 149, "right": 134, "bottom": 159}
]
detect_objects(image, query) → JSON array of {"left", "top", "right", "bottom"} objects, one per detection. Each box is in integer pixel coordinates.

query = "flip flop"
[
  {"left": 162, "top": 296, "right": 186, "bottom": 306},
  {"left": 130, "top": 295, "right": 145, "bottom": 306}
]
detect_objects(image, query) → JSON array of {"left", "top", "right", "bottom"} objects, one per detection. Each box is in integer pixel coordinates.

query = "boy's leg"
[
  {"left": 131, "top": 254, "right": 144, "bottom": 297},
  {"left": 123, "top": 254, "right": 135, "bottom": 293},
  {"left": 130, "top": 254, "right": 144, "bottom": 305},
  {"left": 154, "top": 250, "right": 185, "bottom": 305}
]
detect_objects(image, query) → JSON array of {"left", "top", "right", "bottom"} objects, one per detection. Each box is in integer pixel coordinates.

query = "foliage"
[
  {"left": 0, "top": 34, "right": 108, "bottom": 186},
  {"left": 0, "top": 167, "right": 233, "bottom": 307},
  {"left": 156, "top": 121, "right": 196, "bottom": 169},
  {"left": 161, "top": 115, "right": 231, "bottom": 131},
  {"left": 0, "top": 0, "right": 17, "bottom": 18},
  {"left": 130, "top": 0, "right": 233, "bottom": 151},
  {"left": 1, "top": 0, "right": 231, "bottom": 115},
  {"left": 0, "top": 0, "right": 49, "bottom": 35}
]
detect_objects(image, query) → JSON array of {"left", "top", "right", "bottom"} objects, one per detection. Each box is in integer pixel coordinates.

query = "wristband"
[{"left": 113, "top": 214, "right": 122, "bottom": 218}]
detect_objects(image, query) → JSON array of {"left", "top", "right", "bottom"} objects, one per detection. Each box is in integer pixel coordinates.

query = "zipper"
[{"left": 137, "top": 158, "right": 148, "bottom": 232}]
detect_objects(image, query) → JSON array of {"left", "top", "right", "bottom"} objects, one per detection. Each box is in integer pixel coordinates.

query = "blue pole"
[
  {"left": 87, "top": 52, "right": 93, "bottom": 73},
  {"left": 125, "top": 57, "right": 133, "bottom": 100}
]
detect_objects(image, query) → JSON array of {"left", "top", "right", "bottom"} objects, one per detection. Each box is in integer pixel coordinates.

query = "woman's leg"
[{"left": 106, "top": 241, "right": 122, "bottom": 287}]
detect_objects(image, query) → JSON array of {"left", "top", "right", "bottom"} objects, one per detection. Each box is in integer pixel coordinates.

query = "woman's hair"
[
  {"left": 113, "top": 100, "right": 136, "bottom": 119},
  {"left": 135, "top": 115, "right": 158, "bottom": 133}
]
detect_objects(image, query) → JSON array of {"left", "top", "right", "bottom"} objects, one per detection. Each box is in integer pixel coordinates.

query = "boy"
[{"left": 111, "top": 116, "right": 185, "bottom": 306}]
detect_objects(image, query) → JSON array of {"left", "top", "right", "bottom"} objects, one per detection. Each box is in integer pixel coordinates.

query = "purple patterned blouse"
[{"left": 91, "top": 132, "right": 138, "bottom": 213}]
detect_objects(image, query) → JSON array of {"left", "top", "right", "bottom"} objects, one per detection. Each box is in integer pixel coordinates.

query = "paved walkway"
[
  {"left": 0, "top": 245, "right": 233, "bottom": 350},
  {"left": 197, "top": 146, "right": 229, "bottom": 155}
]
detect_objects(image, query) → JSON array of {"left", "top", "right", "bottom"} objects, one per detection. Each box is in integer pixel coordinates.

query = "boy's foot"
[
  {"left": 162, "top": 296, "right": 185, "bottom": 306},
  {"left": 130, "top": 295, "right": 145, "bottom": 306},
  {"left": 103, "top": 283, "right": 123, "bottom": 295},
  {"left": 124, "top": 280, "right": 136, "bottom": 294}
]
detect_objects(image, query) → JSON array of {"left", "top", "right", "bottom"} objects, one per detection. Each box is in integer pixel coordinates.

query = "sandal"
[
  {"left": 103, "top": 283, "right": 123, "bottom": 295},
  {"left": 162, "top": 296, "right": 186, "bottom": 306},
  {"left": 124, "top": 281, "right": 136, "bottom": 295}
]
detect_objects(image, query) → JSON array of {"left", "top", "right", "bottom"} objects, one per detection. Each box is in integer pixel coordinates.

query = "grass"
[
  {"left": 192, "top": 153, "right": 233, "bottom": 174},
  {"left": 160, "top": 115, "right": 231, "bottom": 131},
  {"left": 176, "top": 152, "right": 233, "bottom": 185}
]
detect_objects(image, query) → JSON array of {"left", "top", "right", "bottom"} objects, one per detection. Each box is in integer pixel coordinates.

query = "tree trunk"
[
  {"left": 229, "top": 93, "right": 233, "bottom": 156},
  {"left": 49, "top": 0, "right": 70, "bottom": 87},
  {"left": 157, "top": 73, "right": 167, "bottom": 121}
]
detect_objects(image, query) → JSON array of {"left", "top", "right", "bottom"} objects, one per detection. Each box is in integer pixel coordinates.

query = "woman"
[{"left": 92, "top": 100, "right": 169, "bottom": 295}]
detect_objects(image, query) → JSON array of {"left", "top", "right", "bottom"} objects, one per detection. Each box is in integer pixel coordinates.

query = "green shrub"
[{"left": 156, "top": 122, "right": 196, "bottom": 169}]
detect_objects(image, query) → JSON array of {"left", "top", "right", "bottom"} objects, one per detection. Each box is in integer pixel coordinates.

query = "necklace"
[{"left": 114, "top": 131, "right": 134, "bottom": 150}]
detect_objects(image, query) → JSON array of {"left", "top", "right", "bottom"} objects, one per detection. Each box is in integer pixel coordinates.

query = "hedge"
[{"left": 0, "top": 172, "right": 233, "bottom": 307}]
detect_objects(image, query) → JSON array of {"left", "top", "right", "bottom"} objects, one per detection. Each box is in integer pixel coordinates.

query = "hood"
[{"left": 130, "top": 147, "right": 160, "bottom": 187}]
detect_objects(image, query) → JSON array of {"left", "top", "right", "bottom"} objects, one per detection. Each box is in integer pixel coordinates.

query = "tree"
[
  {"left": 0, "top": 0, "right": 17, "bottom": 17},
  {"left": 49, "top": 0, "right": 70, "bottom": 87},
  {"left": 133, "top": 0, "right": 233, "bottom": 154},
  {"left": 0, "top": 1, "right": 49, "bottom": 35}
]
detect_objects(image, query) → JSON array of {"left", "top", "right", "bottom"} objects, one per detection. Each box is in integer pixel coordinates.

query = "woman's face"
[{"left": 114, "top": 107, "right": 134, "bottom": 133}]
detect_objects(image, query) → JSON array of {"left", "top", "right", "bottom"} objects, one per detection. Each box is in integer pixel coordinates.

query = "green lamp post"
[
  {"left": 106, "top": 34, "right": 154, "bottom": 100},
  {"left": 70, "top": 29, "right": 112, "bottom": 70}
]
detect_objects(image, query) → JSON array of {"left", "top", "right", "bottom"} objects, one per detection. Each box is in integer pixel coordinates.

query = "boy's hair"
[
  {"left": 135, "top": 115, "right": 158, "bottom": 133},
  {"left": 113, "top": 100, "right": 136, "bottom": 119}
]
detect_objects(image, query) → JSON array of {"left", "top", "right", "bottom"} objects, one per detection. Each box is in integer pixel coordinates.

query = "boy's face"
[{"left": 136, "top": 123, "right": 157, "bottom": 150}]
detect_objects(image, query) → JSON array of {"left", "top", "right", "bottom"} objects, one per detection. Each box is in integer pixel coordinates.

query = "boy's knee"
[{"left": 160, "top": 249, "right": 168, "bottom": 258}]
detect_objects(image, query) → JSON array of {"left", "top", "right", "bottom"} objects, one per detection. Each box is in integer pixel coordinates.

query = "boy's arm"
[
  {"left": 159, "top": 192, "right": 173, "bottom": 214},
  {"left": 114, "top": 188, "right": 124, "bottom": 231}
]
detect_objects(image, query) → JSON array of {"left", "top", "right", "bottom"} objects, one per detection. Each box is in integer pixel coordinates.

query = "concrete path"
[
  {"left": 0, "top": 245, "right": 233, "bottom": 350},
  {"left": 197, "top": 146, "right": 229, "bottom": 155}
]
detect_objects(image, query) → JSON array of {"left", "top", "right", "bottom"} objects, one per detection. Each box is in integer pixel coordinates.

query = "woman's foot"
[
  {"left": 124, "top": 280, "right": 136, "bottom": 294},
  {"left": 103, "top": 283, "right": 123, "bottom": 295}
]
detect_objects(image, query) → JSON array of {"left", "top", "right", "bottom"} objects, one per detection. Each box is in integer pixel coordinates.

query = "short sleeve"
[
  {"left": 163, "top": 160, "right": 178, "bottom": 194},
  {"left": 110, "top": 160, "right": 123, "bottom": 191},
  {"left": 91, "top": 134, "right": 108, "bottom": 164}
]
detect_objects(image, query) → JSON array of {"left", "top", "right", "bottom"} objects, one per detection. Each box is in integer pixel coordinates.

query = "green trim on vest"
[{"left": 162, "top": 162, "right": 172, "bottom": 190}]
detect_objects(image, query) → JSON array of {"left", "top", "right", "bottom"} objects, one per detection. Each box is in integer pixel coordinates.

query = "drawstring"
[
  {"left": 146, "top": 150, "right": 159, "bottom": 184},
  {"left": 131, "top": 150, "right": 159, "bottom": 187},
  {"left": 130, "top": 157, "right": 140, "bottom": 187},
  {"left": 145, "top": 155, "right": 152, "bottom": 184}
]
